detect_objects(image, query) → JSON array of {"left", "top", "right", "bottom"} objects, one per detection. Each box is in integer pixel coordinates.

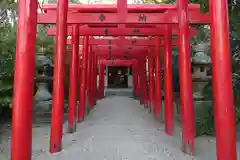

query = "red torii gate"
[
  {"left": 63, "top": 29, "right": 180, "bottom": 117},
  {"left": 97, "top": 55, "right": 147, "bottom": 102},
  {"left": 95, "top": 51, "right": 147, "bottom": 57},
  {"left": 85, "top": 45, "right": 165, "bottom": 110},
  {"left": 46, "top": 5, "right": 198, "bottom": 124},
  {"left": 52, "top": 27, "right": 182, "bottom": 113},
  {"left": 91, "top": 50, "right": 148, "bottom": 104},
  {"left": 98, "top": 59, "right": 138, "bottom": 99},
  {"left": 12, "top": 0, "right": 236, "bottom": 160},
  {"left": 81, "top": 49, "right": 149, "bottom": 125},
  {"left": 79, "top": 48, "right": 148, "bottom": 112},
  {"left": 77, "top": 42, "right": 172, "bottom": 117},
  {"left": 46, "top": 2, "right": 198, "bottom": 120}
]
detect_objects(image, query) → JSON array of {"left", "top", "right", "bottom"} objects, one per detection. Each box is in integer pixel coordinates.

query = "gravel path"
[
  {"left": 33, "top": 96, "right": 213, "bottom": 160},
  {"left": 35, "top": 96, "right": 192, "bottom": 160},
  {"left": 1, "top": 96, "right": 240, "bottom": 159}
]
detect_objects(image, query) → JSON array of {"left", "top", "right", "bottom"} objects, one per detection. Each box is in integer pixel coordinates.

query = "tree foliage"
[
  {"left": 0, "top": 1, "right": 56, "bottom": 108},
  {"left": 36, "top": 25, "right": 55, "bottom": 56},
  {"left": 0, "top": 0, "right": 17, "bottom": 108}
]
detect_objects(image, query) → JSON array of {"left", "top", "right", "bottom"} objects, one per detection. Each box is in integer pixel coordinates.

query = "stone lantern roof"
[
  {"left": 191, "top": 43, "right": 211, "bottom": 65},
  {"left": 36, "top": 46, "right": 53, "bottom": 67},
  {"left": 36, "top": 54, "right": 53, "bottom": 67}
]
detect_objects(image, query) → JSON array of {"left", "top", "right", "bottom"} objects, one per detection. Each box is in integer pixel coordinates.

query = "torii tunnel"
[{"left": 11, "top": 0, "right": 236, "bottom": 159}]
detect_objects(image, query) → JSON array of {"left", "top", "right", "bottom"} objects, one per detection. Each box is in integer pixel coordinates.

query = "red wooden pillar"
[
  {"left": 139, "top": 58, "right": 145, "bottom": 104},
  {"left": 87, "top": 46, "right": 93, "bottom": 109},
  {"left": 155, "top": 36, "right": 162, "bottom": 120},
  {"left": 136, "top": 62, "right": 140, "bottom": 97},
  {"left": 148, "top": 55, "right": 154, "bottom": 112},
  {"left": 177, "top": 0, "right": 194, "bottom": 154},
  {"left": 68, "top": 24, "right": 79, "bottom": 133},
  {"left": 132, "top": 63, "right": 137, "bottom": 97},
  {"left": 11, "top": 0, "right": 37, "bottom": 159},
  {"left": 164, "top": 25, "right": 174, "bottom": 135},
  {"left": 152, "top": 56, "right": 156, "bottom": 112},
  {"left": 91, "top": 49, "right": 95, "bottom": 107},
  {"left": 210, "top": 0, "right": 236, "bottom": 159},
  {"left": 90, "top": 50, "right": 95, "bottom": 107},
  {"left": 78, "top": 57, "right": 82, "bottom": 87},
  {"left": 91, "top": 53, "right": 96, "bottom": 106},
  {"left": 50, "top": 0, "right": 68, "bottom": 153},
  {"left": 99, "top": 62, "right": 105, "bottom": 100},
  {"left": 93, "top": 54, "right": 98, "bottom": 105},
  {"left": 78, "top": 36, "right": 89, "bottom": 122},
  {"left": 143, "top": 57, "right": 148, "bottom": 108}
]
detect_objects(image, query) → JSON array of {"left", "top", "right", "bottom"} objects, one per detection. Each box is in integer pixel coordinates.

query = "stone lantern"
[
  {"left": 34, "top": 46, "right": 53, "bottom": 112},
  {"left": 191, "top": 43, "right": 212, "bottom": 100},
  {"left": 191, "top": 43, "right": 214, "bottom": 136}
]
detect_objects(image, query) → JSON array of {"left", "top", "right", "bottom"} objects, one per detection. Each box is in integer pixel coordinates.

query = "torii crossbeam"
[
  {"left": 47, "top": 26, "right": 197, "bottom": 36},
  {"left": 66, "top": 38, "right": 179, "bottom": 46}
]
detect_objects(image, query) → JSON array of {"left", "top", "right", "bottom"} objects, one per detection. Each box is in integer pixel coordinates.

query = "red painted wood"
[
  {"left": 154, "top": 36, "right": 162, "bottom": 120},
  {"left": 100, "top": 59, "right": 136, "bottom": 66},
  {"left": 91, "top": 47, "right": 148, "bottom": 53},
  {"left": 90, "top": 51, "right": 95, "bottom": 107},
  {"left": 87, "top": 45, "right": 93, "bottom": 109},
  {"left": 152, "top": 55, "right": 156, "bottom": 115},
  {"left": 148, "top": 54, "right": 154, "bottom": 112},
  {"left": 164, "top": 25, "right": 174, "bottom": 136},
  {"left": 87, "top": 24, "right": 168, "bottom": 27},
  {"left": 210, "top": 0, "right": 237, "bottom": 159},
  {"left": 93, "top": 55, "right": 98, "bottom": 105},
  {"left": 38, "top": 12, "right": 210, "bottom": 24},
  {"left": 78, "top": 36, "right": 89, "bottom": 121},
  {"left": 96, "top": 51, "right": 147, "bottom": 57},
  {"left": 11, "top": 0, "right": 37, "bottom": 159},
  {"left": 132, "top": 62, "right": 138, "bottom": 97},
  {"left": 92, "top": 49, "right": 97, "bottom": 107},
  {"left": 42, "top": 4, "right": 200, "bottom": 13},
  {"left": 67, "top": 24, "right": 79, "bottom": 134},
  {"left": 48, "top": 26, "right": 197, "bottom": 36},
  {"left": 177, "top": 0, "right": 194, "bottom": 155},
  {"left": 93, "top": 45, "right": 146, "bottom": 49},
  {"left": 98, "top": 63, "right": 105, "bottom": 100},
  {"left": 49, "top": 0, "right": 68, "bottom": 153},
  {"left": 142, "top": 58, "right": 148, "bottom": 108},
  {"left": 139, "top": 58, "right": 145, "bottom": 104},
  {"left": 66, "top": 38, "right": 179, "bottom": 46},
  {"left": 96, "top": 51, "right": 148, "bottom": 58}
]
